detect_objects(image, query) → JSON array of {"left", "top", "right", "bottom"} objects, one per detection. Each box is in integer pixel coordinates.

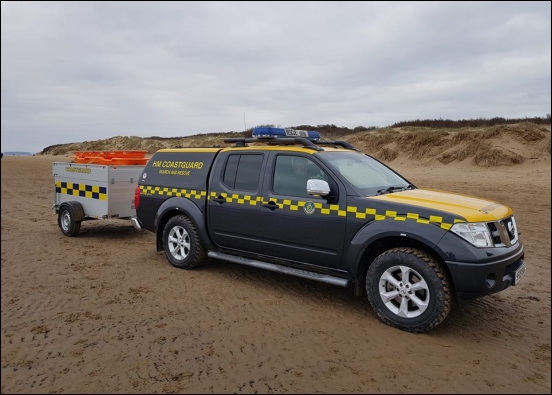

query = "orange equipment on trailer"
[{"left": 73, "top": 150, "right": 149, "bottom": 165}]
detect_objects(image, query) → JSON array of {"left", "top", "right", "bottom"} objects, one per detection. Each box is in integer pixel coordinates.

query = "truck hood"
[{"left": 370, "top": 188, "right": 513, "bottom": 222}]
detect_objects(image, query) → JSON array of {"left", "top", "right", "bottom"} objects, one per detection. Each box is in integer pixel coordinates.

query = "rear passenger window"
[
  {"left": 223, "top": 155, "right": 239, "bottom": 187},
  {"left": 223, "top": 154, "right": 263, "bottom": 191}
]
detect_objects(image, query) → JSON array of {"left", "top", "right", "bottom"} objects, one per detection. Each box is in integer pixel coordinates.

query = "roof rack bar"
[
  {"left": 223, "top": 136, "right": 359, "bottom": 151},
  {"left": 223, "top": 137, "right": 324, "bottom": 151},
  {"left": 316, "top": 140, "right": 360, "bottom": 151},
  {"left": 293, "top": 137, "right": 324, "bottom": 150},
  {"left": 224, "top": 138, "right": 248, "bottom": 147}
]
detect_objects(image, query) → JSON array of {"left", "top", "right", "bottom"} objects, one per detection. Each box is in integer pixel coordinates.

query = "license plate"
[{"left": 513, "top": 262, "right": 526, "bottom": 285}]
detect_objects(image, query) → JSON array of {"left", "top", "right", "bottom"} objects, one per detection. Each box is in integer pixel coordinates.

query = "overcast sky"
[{"left": 1, "top": 1, "right": 551, "bottom": 153}]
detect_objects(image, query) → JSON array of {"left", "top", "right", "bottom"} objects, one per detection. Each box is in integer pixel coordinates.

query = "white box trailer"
[{"left": 53, "top": 162, "right": 145, "bottom": 236}]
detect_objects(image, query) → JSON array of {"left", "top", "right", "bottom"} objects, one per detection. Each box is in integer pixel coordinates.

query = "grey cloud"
[{"left": 1, "top": 1, "right": 550, "bottom": 153}]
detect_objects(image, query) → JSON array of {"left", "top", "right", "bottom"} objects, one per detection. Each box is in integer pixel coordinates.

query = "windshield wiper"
[{"left": 376, "top": 185, "right": 411, "bottom": 195}]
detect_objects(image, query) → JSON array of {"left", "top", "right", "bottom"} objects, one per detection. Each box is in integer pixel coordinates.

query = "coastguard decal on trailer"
[{"left": 56, "top": 181, "right": 107, "bottom": 200}]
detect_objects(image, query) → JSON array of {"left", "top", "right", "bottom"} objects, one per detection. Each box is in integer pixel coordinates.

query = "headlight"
[{"left": 450, "top": 222, "right": 493, "bottom": 247}]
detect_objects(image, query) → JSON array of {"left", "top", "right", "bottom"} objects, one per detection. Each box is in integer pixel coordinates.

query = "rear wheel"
[
  {"left": 162, "top": 215, "right": 206, "bottom": 269},
  {"left": 58, "top": 206, "right": 81, "bottom": 236},
  {"left": 366, "top": 247, "right": 451, "bottom": 333}
]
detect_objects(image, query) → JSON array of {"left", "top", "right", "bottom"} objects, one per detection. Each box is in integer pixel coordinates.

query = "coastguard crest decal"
[{"left": 303, "top": 201, "right": 316, "bottom": 215}]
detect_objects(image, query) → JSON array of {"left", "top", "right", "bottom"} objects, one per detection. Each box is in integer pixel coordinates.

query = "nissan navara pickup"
[{"left": 132, "top": 127, "right": 526, "bottom": 333}]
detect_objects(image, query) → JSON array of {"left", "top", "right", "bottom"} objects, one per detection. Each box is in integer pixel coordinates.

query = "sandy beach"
[{"left": 1, "top": 154, "right": 550, "bottom": 394}]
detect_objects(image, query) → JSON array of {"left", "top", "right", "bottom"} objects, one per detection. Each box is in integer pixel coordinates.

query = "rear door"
[{"left": 207, "top": 150, "right": 266, "bottom": 253}]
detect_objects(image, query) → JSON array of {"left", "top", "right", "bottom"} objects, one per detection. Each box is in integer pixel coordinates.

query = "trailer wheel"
[
  {"left": 162, "top": 215, "right": 206, "bottom": 269},
  {"left": 366, "top": 247, "right": 451, "bottom": 333},
  {"left": 58, "top": 206, "right": 81, "bottom": 237}
]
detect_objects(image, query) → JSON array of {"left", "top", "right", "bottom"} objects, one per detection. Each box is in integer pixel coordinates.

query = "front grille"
[
  {"left": 487, "top": 222, "right": 502, "bottom": 245},
  {"left": 487, "top": 216, "right": 518, "bottom": 247}
]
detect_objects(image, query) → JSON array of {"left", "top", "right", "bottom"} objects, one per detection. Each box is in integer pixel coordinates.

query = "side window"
[
  {"left": 223, "top": 155, "right": 239, "bottom": 187},
  {"left": 273, "top": 155, "right": 328, "bottom": 197},
  {"left": 223, "top": 154, "right": 263, "bottom": 191}
]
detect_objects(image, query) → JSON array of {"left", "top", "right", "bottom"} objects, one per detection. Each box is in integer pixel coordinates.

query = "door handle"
[
  {"left": 262, "top": 201, "right": 279, "bottom": 211},
  {"left": 213, "top": 196, "right": 226, "bottom": 204}
]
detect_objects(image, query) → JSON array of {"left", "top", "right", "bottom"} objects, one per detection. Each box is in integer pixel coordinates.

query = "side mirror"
[{"left": 307, "top": 179, "right": 330, "bottom": 197}]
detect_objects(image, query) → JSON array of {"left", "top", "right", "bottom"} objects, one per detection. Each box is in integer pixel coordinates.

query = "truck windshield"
[{"left": 322, "top": 151, "right": 412, "bottom": 196}]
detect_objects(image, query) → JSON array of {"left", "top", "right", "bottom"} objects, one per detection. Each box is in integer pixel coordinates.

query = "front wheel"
[
  {"left": 162, "top": 215, "right": 206, "bottom": 269},
  {"left": 366, "top": 247, "right": 451, "bottom": 333}
]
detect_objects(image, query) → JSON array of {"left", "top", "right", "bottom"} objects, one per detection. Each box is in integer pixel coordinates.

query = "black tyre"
[
  {"left": 366, "top": 247, "right": 451, "bottom": 333},
  {"left": 58, "top": 206, "right": 81, "bottom": 237},
  {"left": 162, "top": 215, "right": 206, "bottom": 269}
]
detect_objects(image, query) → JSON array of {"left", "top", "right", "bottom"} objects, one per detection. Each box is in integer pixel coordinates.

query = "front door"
[{"left": 259, "top": 152, "right": 347, "bottom": 270}]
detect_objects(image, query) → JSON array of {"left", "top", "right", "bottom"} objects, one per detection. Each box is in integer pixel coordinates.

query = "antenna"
[{"left": 244, "top": 112, "right": 247, "bottom": 132}]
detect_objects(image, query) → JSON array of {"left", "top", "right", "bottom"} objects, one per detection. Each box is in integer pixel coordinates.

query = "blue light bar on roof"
[
  {"left": 252, "top": 127, "right": 321, "bottom": 141},
  {"left": 306, "top": 131, "right": 321, "bottom": 141},
  {"left": 252, "top": 127, "right": 287, "bottom": 138}
]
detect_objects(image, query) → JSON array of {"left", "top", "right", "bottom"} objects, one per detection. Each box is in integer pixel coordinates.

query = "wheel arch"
[
  {"left": 353, "top": 234, "right": 455, "bottom": 298},
  {"left": 154, "top": 197, "right": 214, "bottom": 252}
]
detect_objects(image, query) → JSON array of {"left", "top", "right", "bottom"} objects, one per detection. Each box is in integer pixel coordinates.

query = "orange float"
[{"left": 73, "top": 150, "right": 149, "bottom": 165}]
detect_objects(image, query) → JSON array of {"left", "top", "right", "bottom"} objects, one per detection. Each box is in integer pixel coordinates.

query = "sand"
[{"left": 1, "top": 154, "right": 550, "bottom": 394}]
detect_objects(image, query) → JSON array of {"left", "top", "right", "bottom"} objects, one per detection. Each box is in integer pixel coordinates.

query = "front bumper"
[{"left": 438, "top": 232, "right": 525, "bottom": 302}]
